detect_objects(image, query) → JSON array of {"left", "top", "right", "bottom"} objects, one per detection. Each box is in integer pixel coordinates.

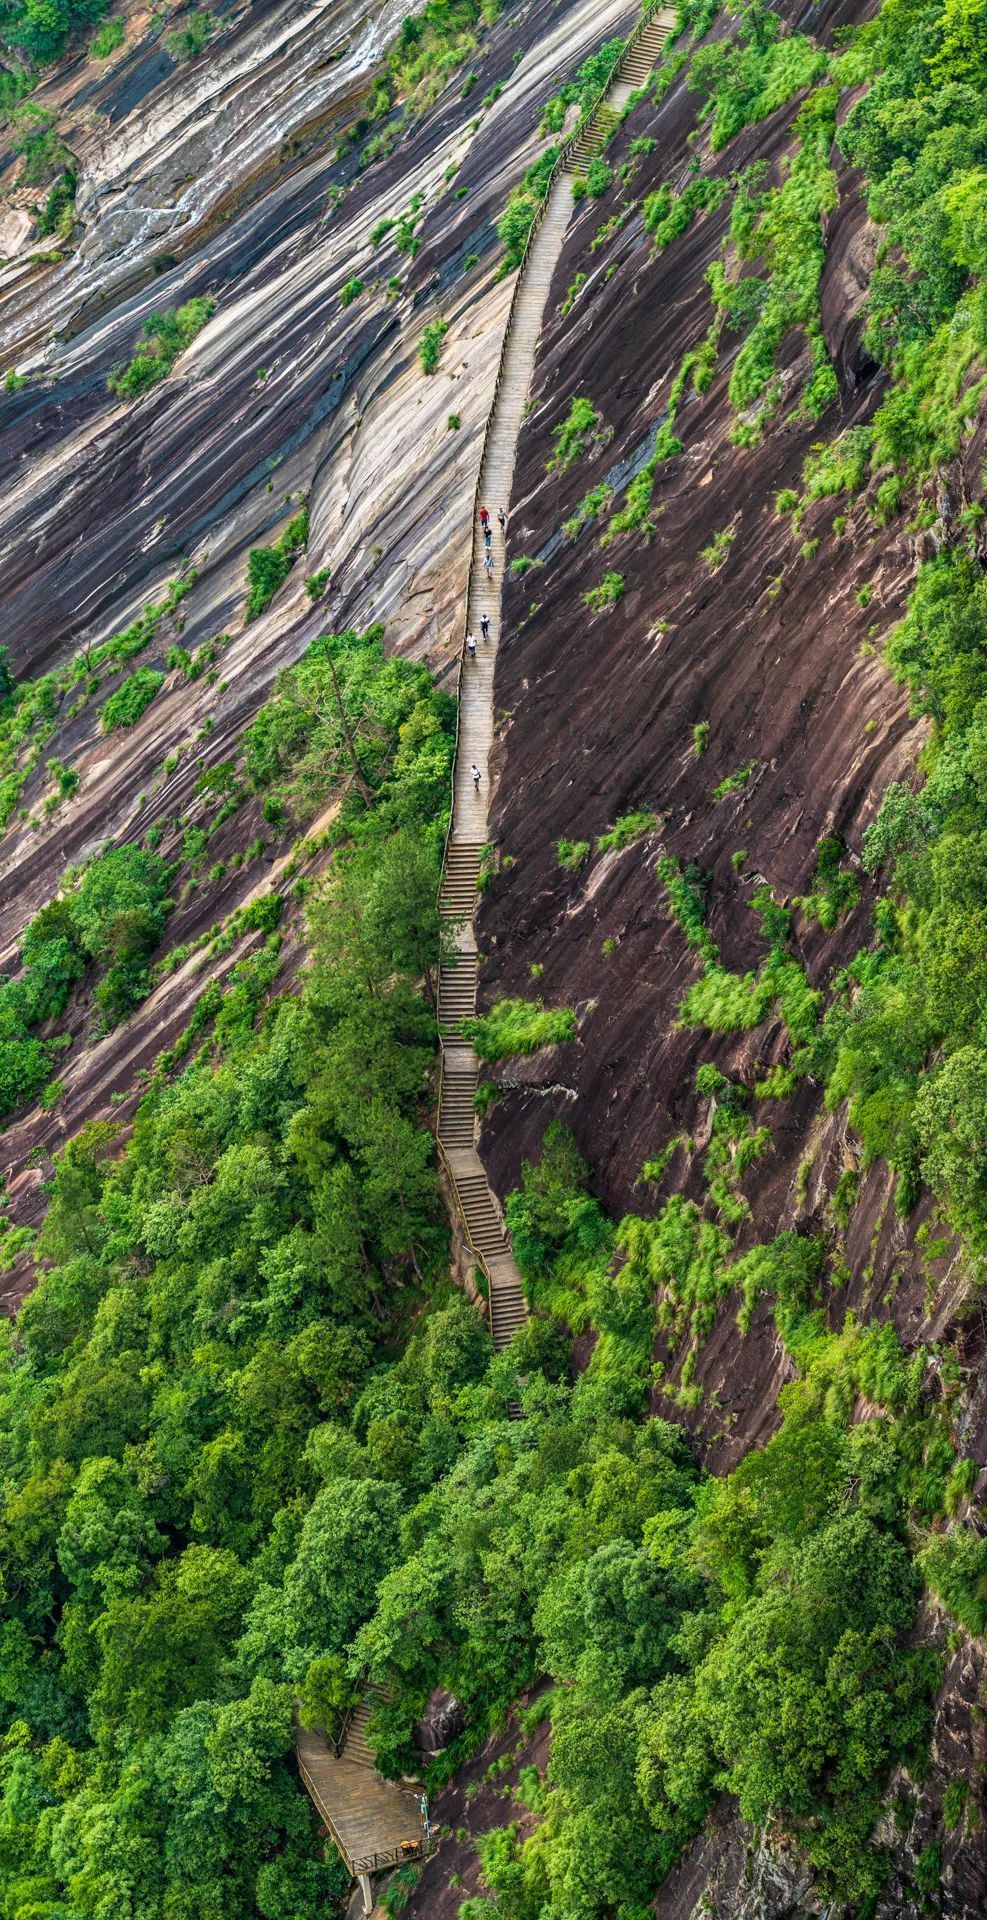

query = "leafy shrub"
[
  {"left": 388, "top": 0, "right": 500, "bottom": 111},
  {"left": 305, "top": 567, "right": 330, "bottom": 602},
  {"left": 540, "top": 37, "right": 624, "bottom": 134},
  {"left": 418, "top": 317, "right": 449, "bottom": 373},
  {"left": 497, "top": 146, "right": 559, "bottom": 274},
  {"left": 245, "top": 621, "right": 454, "bottom": 830},
  {"left": 556, "top": 838, "right": 589, "bottom": 870},
  {"left": 572, "top": 157, "right": 613, "bottom": 203},
  {"left": 99, "top": 669, "right": 165, "bottom": 732},
  {"left": 461, "top": 998, "right": 577, "bottom": 1061},
  {"left": 244, "top": 508, "right": 309, "bottom": 622},
  {"left": 657, "top": 854, "right": 715, "bottom": 961},
  {"left": 108, "top": 298, "right": 215, "bottom": 400},
  {"left": 165, "top": 9, "right": 212, "bottom": 59},
  {"left": 340, "top": 277, "right": 364, "bottom": 307},
  {"left": 921, "top": 1528, "right": 987, "bottom": 1635}
]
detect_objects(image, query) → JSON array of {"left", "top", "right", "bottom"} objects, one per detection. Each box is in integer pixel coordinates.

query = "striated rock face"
[
  {"left": 0, "top": 0, "right": 636, "bottom": 1292},
  {"left": 477, "top": 0, "right": 942, "bottom": 1453}
]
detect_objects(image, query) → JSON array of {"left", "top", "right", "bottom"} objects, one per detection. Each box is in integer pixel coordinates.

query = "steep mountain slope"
[
  {"left": 0, "top": 0, "right": 634, "bottom": 1284},
  {"left": 2, "top": 1, "right": 987, "bottom": 1918}
]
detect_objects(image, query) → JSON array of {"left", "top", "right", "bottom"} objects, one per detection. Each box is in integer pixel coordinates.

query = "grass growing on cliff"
[
  {"left": 597, "top": 810, "right": 657, "bottom": 853},
  {"left": 244, "top": 508, "right": 309, "bottom": 622},
  {"left": 418, "top": 317, "right": 449, "bottom": 373},
  {"left": 99, "top": 667, "right": 165, "bottom": 732},
  {"left": 584, "top": 570, "right": 624, "bottom": 612},
  {"left": 0, "top": 574, "right": 197, "bottom": 842},
  {"left": 108, "top": 298, "right": 215, "bottom": 400},
  {"left": 91, "top": 16, "right": 124, "bottom": 54},
  {"left": 461, "top": 997, "right": 576, "bottom": 1061},
  {"left": 548, "top": 394, "right": 606, "bottom": 471}
]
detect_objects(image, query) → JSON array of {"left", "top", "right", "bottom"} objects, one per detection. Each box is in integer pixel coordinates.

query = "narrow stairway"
[
  {"left": 297, "top": 6, "right": 680, "bottom": 1908},
  {"left": 435, "top": 7, "right": 678, "bottom": 1354}
]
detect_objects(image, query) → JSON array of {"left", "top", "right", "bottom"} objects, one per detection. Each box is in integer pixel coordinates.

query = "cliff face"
[
  {"left": 2, "top": 0, "right": 986, "bottom": 1913},
  {"left": 477, "top": 0, "right": 977, "bottom": 1450},
  {"left": 453, "top": 0, "right": 987, "bottom": 1909},
  {"left": 0, "top": 0, "right": 635, "bottom": 1278}
]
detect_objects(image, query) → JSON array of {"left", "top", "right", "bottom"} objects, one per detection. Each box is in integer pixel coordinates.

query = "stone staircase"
[
  {"left": 567, "top": 10, "right": 675, "bottom": 167},
  {"left": 342, "top": 1694, "right": 379, "bottom": 1770},
  {"left": 434, "top": 5, "right": 679, "bottom": 1355},
  {"left": 297, "top": 7, "right": 682, "bottom": 1911}
]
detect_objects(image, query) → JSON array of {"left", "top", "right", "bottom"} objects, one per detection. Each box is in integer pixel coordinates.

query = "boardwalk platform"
[{"left": 296, "top": 1722, "right": 424, "bottom": 1888}]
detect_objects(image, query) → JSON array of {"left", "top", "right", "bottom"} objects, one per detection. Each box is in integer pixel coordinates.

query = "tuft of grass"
[
  {"left": 548, "top": 394, "right": 606, "bottom": 471},
  {"left": 557, "top": 838, "right": 590, "bottom": 870},
  {"left": 91, "top": 16, "right": 124, "bottom": 54},
  {"left": 419, "top": 317, "right": 449, "bottom": 374},
  {"left": 597, "top": 811, "right": 657, "bottom": 854},
  {"left": 584, "top": 571, "right": 624, "bottom": 613},
  {"left": 700, "top": 525, "right": 736, "bottom": 572},
  {"left": 713, "top": 761, "right": 758, "bottom": 802},
  {"left": 462, "top": 998, "right": 577, "bottom": 1062}
]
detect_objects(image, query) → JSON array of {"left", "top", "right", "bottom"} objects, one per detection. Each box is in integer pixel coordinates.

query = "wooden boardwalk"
[
  {"left": 296, "top": 1714, "right": 424, "bottom": 1891},
  {"left": 436, "top": 9, "right": 678, "bottom": 1350}
]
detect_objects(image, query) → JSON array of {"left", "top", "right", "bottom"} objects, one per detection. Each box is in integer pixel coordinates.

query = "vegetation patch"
[
  {"left": 244, "top": 508, "right": 309, "bottom": 622},
  {"left": 99, "top": 667, "right": 165, "bottom": 732},
  {"left": 418, "top": 316, "right": 449, "bottom": 374},
  {"left": 584, "top": 569, "right": 625, "bottom": 613},
  {"left": 548, "top": 394, "right": 607, "bottom": 471},
  {"left": 461, "top": 997, "right": 577, "bottom": 1061},
  {"left": 108, "top": 298, "right": 215, "bottom": 401},
  {"left": 496, "top": 145, "right": 558, "bottom": 275},
  {"left": 597, "top": 809, "right": 657, "bottom": 854}
]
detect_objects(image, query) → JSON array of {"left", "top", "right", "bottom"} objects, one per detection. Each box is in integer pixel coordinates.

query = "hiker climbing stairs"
[{"left": 435, "top": 4, "right": 679, "bottom": 1352}]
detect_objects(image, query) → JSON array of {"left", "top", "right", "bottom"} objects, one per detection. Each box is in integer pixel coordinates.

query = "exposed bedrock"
[
  {"left": 476, "top": 0, "right": 945, "bottom": 1443},
  {"left": 0, "top": 0, "right": 636, "bottom": 1284}
]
